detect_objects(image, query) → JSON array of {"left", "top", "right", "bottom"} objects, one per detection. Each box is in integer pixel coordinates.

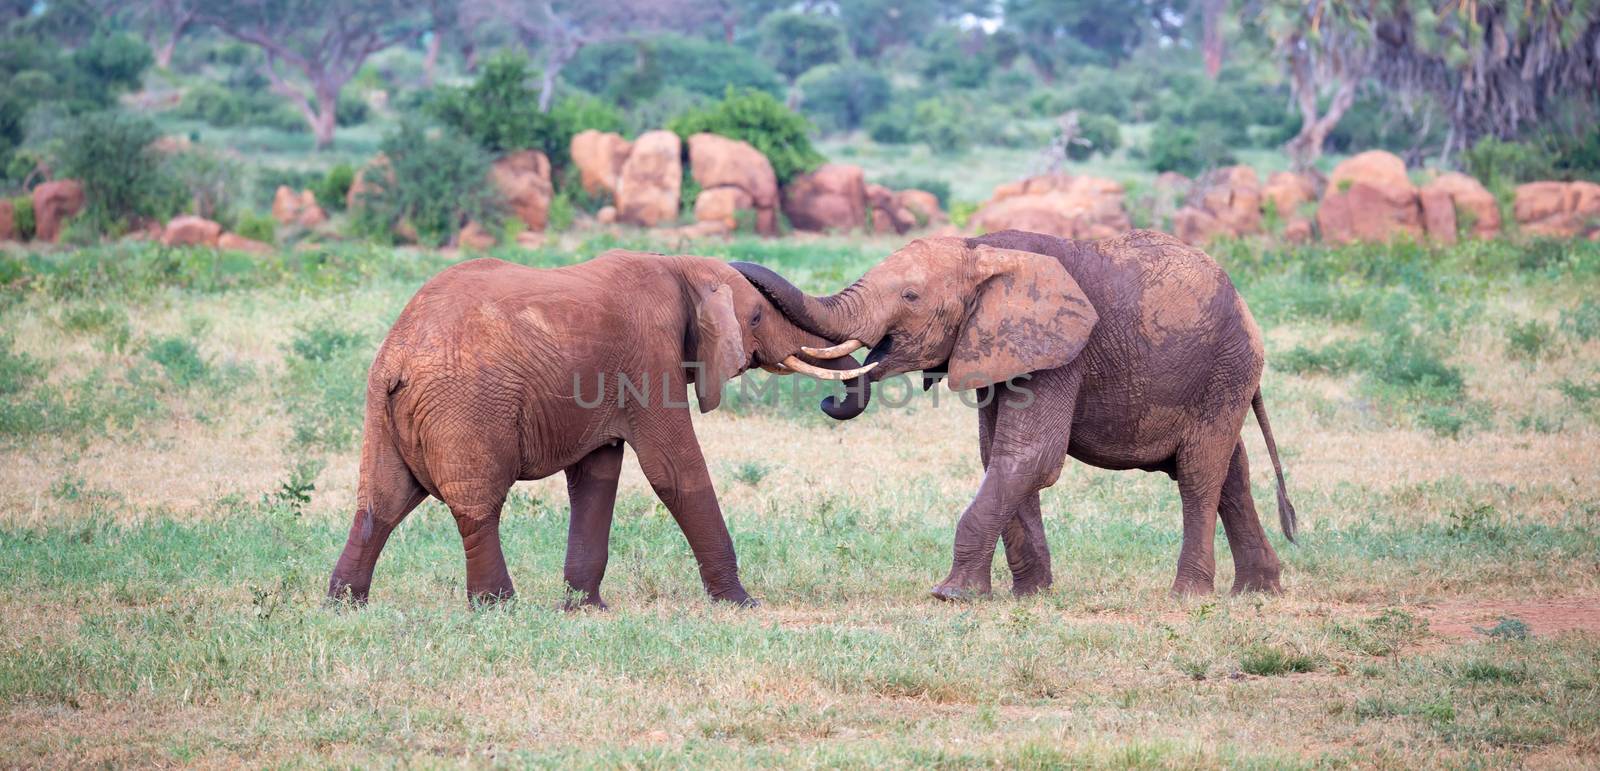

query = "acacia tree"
[
  {"left": 1256, "top": 1, "right": 1376, "bottom": 167},
  {"left": 195, "top": 0, "right": 422, "bottom": 149},
  {"left": 1258, "top": 0, "right": 1600, "bottom": 167}
]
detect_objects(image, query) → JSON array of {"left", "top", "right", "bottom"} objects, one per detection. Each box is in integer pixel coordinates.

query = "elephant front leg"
[
  {"left": 562, "top": 442, "right": 625, "bottom": 609},
  {"left": 1001, "top": 494, "right": 1053, "bottom": 597},
  {"left": 630, "top": 411, "right": 754, "bottom": 606},
  {"left": 934, "top": 370, "right": 1077, "bottom": 601}
]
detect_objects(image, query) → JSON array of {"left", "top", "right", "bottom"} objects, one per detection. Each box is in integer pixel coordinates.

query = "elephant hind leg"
[
  {"left": 979, "top": 388, "right": 1054, "bottom": 598},
  {"left": 1169, "top": 438, "right": 1233, "bottom": 598},
  {"left": 1218, "top": 441, "right": 1284, "bottom": 594},
  {"left": 328, "top": 437, "right": 427, "bottom": 604}
]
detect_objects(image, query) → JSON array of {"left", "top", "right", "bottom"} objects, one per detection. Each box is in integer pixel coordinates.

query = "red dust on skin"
[{"left": 326, "top": 250, "right": 856, "bottom": 610}]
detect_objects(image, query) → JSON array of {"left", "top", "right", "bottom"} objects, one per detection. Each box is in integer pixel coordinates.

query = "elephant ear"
[
  {"left": 947, "top": 245, "right": 1098, "bottom": 391},
  {"left": 692, "top": 282, "right": 745, "bottom": 413}
]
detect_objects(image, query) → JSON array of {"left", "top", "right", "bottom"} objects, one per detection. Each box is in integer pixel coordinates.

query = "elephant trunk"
[
  {"left": 730, "top": 261, "right": 859, "bottom": 342},
  {"left": 809, "top": 353, "right": 873, "bottom": 420}
]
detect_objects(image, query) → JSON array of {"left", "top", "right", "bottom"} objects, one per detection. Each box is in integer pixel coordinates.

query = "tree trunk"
[
  {"left": 1288, "top": 77, "right": 1355, "bottom": 169},
  {"left": 312, "top": 83, "right": 341, "bottom": 151},
  {"left": 1201, "top": 0, "right": 1226, "bottom": 78},
  {"left": 422, "top": 31, "right": 442, "bottom": 87}
]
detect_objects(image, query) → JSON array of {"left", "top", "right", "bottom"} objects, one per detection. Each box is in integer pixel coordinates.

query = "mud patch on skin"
[
  {"left": 1423, "top": 596, "right": 1600, "bottom": 639},
  {"left": 1138, "top": 261, "right": 1220, "bottom": 345}
]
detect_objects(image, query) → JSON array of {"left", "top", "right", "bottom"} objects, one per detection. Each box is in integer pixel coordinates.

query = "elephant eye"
[
  {"left": 750, "top": 308, "right": 761, "bottom": 326},
  {"left": 902, "top": 289, "right": 920, "bottom": 303}
]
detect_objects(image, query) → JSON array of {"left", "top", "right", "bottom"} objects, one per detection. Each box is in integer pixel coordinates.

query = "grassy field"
[{"left": 1, "top": 233, "right": 1599, "bottom": 767}]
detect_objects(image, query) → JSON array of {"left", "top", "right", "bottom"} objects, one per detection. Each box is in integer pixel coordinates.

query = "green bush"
[
  {"left": 352, "top": 121, "right": 503, "bottom": 248},
  {"left": 429, "top": 52, "right": 620, "bottom": 167},
  {"left": 10, "top": 196, "right": 34, "bottom": 240},
  {"left": 57, "top": 111, "right": 183, "bottom": 236},
  {"left": 313, "top": 163, "right": 356, "bottom": 213},
  {"left": 565, "top": 35, "right": 782, "bottom": 104},
  {"left": 758, "top": 12, "right": 848, "bottom": 83},
  {"left": 1067, "top": 112, "right": 1121, "bottom": 160},
  {"left": 910, "top": 98, "right": 971, "bottom": 155},
  {"left": 175, "top": 82, "right": 307, "bottom": 133},
  {"left": 865, "top": 103, "right": 914, "bottom": 144},
  {"left": 233, "top": 211, "right": 276, "bottom": 243},
  {"left": 668, "top": 88, "right": 825, "bottom": 184},
  {"left": 796, "top": 63, "right": 892, "bottom": 133},
  {"left": 335, "top": 91, "right": 368, "bottom": 127},
  {"left": 1462, "top": 137, "right": 1556, "bottom": 192},
  {"left": 145, "top": 336, "right": 209, "bottom": 388},
  {"left": 1146, "top": 120, "right": 1235, "bottom": 177}
]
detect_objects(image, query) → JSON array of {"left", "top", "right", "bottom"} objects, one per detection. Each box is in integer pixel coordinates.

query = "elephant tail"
[
  {"left": 355, "top": 362, "right": 419, "bottom": 514},
  {"left": 1252, "top": 388, "right": 1298, "bottom": 544}
]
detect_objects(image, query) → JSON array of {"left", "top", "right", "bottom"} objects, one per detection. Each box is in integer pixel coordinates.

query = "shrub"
[
  {"left": 10, "top": 196, "right": 33, "bottom": 240},
  {"left": 176, "top": 82, "right": 307, "bottom": 133},
  {"left": 565, "top": 35, "right": 782, "bottom": 104},
  {"left": 669, "top": 88, "right": 825, "bottom": 184},
  {"left": 164, "top": 148, "right": 242, "bottom": 226},
  {"left": 1146, "top": 120, "right": 1235, "bottom": 177},
  {"left": 145, "top": 336, "right": 209, "bottom": 388},
  {"left": 57, "top": 110, "right": 183, "bottom": 235},
  {"left": 335, "top": 91, "right": 368, "bottom": 127},
  {"left": 758, "top": 12, "right": 848, "bottom": 83},
  {"left": 429, "top": 53, "right": 620, "bottom": 167},
  {"left": 911, "top": 98, "right": 971, "bottom": 155},
  {"left": 865, "top": 103, "right": 914, "bottom": 144},
  {"left": 1462, "top": 136, "right": 1556, "bottom": 192},
  {"left": 1505, "top": 319, "right": 1559, "bottom": 361},
  {"left": 313, "top": 163, "right": 356, "bottom": 213},
  {"left": 353, "top": 121, "right": 503, "bottom": 248},
  {"left": 233, "top": 211, "right": 276, "bottom": 243},
  {"left": 1067, "top": 112, "right": 1121, "bottom": 160},
  {"left": 1239, "top": 645, "right": 1319, "bottom": 676},
  {"left": 796, "top": 63, "right": 892, "bottom": 133},
  {"left": 1560, "top": 299, "right": 1600, "bottom": 342}
]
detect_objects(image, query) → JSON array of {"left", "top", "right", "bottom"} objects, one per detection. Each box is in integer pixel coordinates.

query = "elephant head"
[
  {"left": 690, "top": 259, "right": 879, "bottom": 416},
  {"left": 731, "top": 236, "right": 1098, "bottom": 419}
]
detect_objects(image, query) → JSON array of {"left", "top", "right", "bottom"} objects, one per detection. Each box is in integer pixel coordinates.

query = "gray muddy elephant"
[{"left": 732, "top": 229, "right": 1298, "bottom": 598}]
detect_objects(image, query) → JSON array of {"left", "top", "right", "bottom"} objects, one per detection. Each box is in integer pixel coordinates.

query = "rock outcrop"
[
  {"left": 1514, "top": 181, "right": 1600, "bottom": 239},
  {"left": 782, "top": 163, "right": 868, "bottom": 232},
  {"left": 688, "top": 133, "right": 779, "bottom": 236},
  {"left": 1316, "top": 151, "right": 1423, "bottom": 244},
  {"left": 491, "top": 150, "right": 554, "bottom": 232},
  {"left": 160, "top": 216, "right": 223, "bottom": 247},
  {"left": 614, "top": 130, "right": 681, "bottom": 227},
  {"left": 969, "top": 174, "right": 1129, "bottom": 240},
  {"left": 570, "top": 130, "right": 633, "bottom": 197},
  {"left": 32, "top": 179, "right": 84, "bottom": 243}
]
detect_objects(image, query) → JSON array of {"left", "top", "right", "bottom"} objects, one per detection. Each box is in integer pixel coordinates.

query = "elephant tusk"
[
  {"left": 799, "top": 339, "right": 863, "bottom": 359},
  {"left": 781, "top": 355, "right": 878, "bottom": 381},
  {"left": 759, "top": 362, "right": 793, "bottom": 375}
]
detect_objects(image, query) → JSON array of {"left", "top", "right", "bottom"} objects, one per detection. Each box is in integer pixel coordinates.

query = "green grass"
[{"left": 2, "top": 234, "right": 1599, "bottom": 765}]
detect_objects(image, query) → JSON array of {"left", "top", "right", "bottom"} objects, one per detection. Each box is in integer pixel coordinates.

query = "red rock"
[
  {"left": 32, "top": 179, "right": 84, "bottom": 243},
  {"left": 782, "top": 164, "right": 868, "bottom": 232},
  {"left": 491, "top": 150, "right": 554, "bottom": 232},
  {"left": 694, "top": 186, "right": 755, "bottom": 230},
  {"left": 457, "top": 221, "right": 497, "bottom": 250},
  {"left": 1317, "top": 151, "right": 1422, "bottom": 244},
  {"left": 615, "top": 130, "right": 681, "bottom": 227},
  {"left": 0, "top": 199, "right": 14, "bottom": 241},
  {"left": 161, "top": 216, "right": 223, "bottom": 247},
  {"left": 1419, "top": 188, "right": 1458, "bottom": 245},
  {"left": 1262, "top": 171, "right": 1319, "bottom": 220},
  {"left": 570, "top": 130, "right": 632, "bottom": 197},
  {"left": 218, "top": 232, "right": 273, "bottom": 254},
  {"left": 1421, "top": 172, "right": 1499, "bottom": 238},
  {"left": 969, "top": 174, "right": 1129, "bottom": 240},
  {"left": 1514, "top": 181, "right": 1600, "bottom": 238}
]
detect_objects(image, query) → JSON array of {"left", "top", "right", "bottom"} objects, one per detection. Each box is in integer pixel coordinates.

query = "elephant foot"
[
  {"left": 710, "top": 585, "right": 760, "bottom": 608},
  {"left": 932, "top": 568, "right": 993, "bottom": 602},
  {"left": 1230, "top": 567, "right": 1283, "bottom": 595},
  {"left": 1011, "top": 573, "right": 1053, "bottom": 598},
  {"left": 562, "top": 591, "right": 609, "bottom": 612},
  {"left": 1168, "top": 575, "right": 1216, "bottom": 598},
  {"left": 326, "top": 578, "right": 370, "bottom": 607},
  {"left": 467, "top": 585, "right": 516, "bottom": 609}
]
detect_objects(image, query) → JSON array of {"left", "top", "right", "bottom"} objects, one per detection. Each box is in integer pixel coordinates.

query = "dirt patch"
[{"left": 1423, "top": 596, "right": 1600, "bottom": 640}]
